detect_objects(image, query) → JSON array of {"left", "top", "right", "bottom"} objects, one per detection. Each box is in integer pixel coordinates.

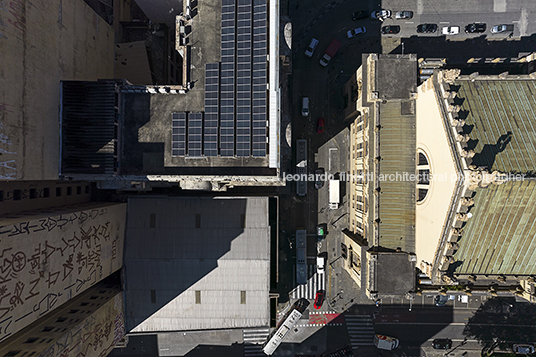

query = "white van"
[
  {"left": 304, "top": 38, "right": 319, "bottom": 57},
  {"left": 316, "top": 256, "right": 325, "bottom": 273},
  {"left": 301, "top": 97, "right": 309, "bottom": 117}
]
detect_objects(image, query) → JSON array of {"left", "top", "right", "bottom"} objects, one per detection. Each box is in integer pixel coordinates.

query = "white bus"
[{"left": 262, "top": 299, "right": 310, "bottom": 355}]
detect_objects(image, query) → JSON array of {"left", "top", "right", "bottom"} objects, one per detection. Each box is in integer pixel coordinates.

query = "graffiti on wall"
[
  {"left": 0, "top": 0, "right": 27, "bottom": 40},
  {"left": 0, "top": 123, "right": 16, "bottom": 179},
  {"left": 0, "top": 206, "right": 124, "bottom": 343}
]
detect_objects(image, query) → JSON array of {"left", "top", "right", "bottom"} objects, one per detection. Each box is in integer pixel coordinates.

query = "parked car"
[
  {"left": 381, "top": 25, "right": 400, "bottom": 34},
  {"left": 417, "top": 24, "right": 438, "bottom": 33},
  {"left": 491, "top": 24, "right": 512, "bottom": 34},
  {"left": 352, "top": 10, "right": 368, "bottom": 21},
  {"left": 434, "top": 295, "right": 448, "bottom": 306},
  {"left": 317, "top": 118, "right": 325, "bottom": 133},
  {"left": 314, "top": 291, "right": 324, "bottom": 309},
  {"left": 442, "top": 26, "right": 460, "bottom": 35},
  {"left": 301, "top": 97, "right": 309, "bottom": 117},
  {"left": 395, "top": 11, "right": 413, "bottom": 19},
  {"left": 305, "top": 38, "right": 319, "bottom": 57},
  {"left": 465, "top": 23, "right": 486, "bottom": 33},
  {"left": 513, "top": 344, "right": 535, "bottom": 355},
  {"left": 432, "top": 339, "right": 452, "bottom": 349},
  {"left": 315, "top": 168, "right": 324, "bottom": 189},
  {"left": 347, "top": 26, "right": 366, "bottom": 38},
  {"left": 371, "top": 9, "right": 391, "bottom": 21},
  {"left": 316, "top": 256, "right": 325, "bottom": 273}
]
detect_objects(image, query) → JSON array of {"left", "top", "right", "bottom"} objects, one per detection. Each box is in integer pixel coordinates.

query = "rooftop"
[
  {"left": 124, "top": 197, "right": 271, "bottom": 332},
  {"left": 456, "top": 78, "right": 536, "bottom": 173},
  {"left": 372, "top": 251, "right": 416, "bottom": 297},
  {"left": 453, "top": 180, "right": 536, "bottom": 276}
]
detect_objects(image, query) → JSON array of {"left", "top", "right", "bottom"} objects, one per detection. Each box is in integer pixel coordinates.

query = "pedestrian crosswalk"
[
  {"left": 290, "top": 264, "right": 325, "bottom": 299},
  {"left": 345, "top": 314, "right": 375, "bottom": 348},
  {"left": 243, "top": 327, "right": 270, "bottom": 356}
]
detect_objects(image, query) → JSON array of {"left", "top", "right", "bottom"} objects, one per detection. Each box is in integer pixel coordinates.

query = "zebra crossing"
[
  {"left": 290, "top": 264, "right": 325, "bottom": 299},
  {"left": 243, "top": 327, "right": 270, "bottom": 356},
  {"left": 345, "top": 314, "right": 375, "bottom": 349}
]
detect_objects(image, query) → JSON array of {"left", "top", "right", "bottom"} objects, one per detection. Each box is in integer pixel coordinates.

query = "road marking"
[
  {"left": 440, "top": 22, "right": 450, "bottom": 24},
  {"left": 405, "top": 21, "right": 414, "bottom": 24}
]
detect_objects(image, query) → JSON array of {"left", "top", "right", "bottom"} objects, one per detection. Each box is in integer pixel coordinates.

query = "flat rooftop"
[{"left": 124, "top": 197, "right": 271, "bottom": 332}]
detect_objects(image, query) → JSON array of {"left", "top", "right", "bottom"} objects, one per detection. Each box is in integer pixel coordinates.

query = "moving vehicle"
[
  {"left": 432, "top": 339, "right": 452, "bottom": 349},
  {"left": 442, "top": 26, "right": 460, "bottom": 35},
  {"left": 329, "top": 179, "right": 339, "bottom": 209},
  {"left": 465, "top": 23, "right": 486, "bottom": 33},
  {"left": 305, "top": 38, "right": 319, "bottom": 57},
  {"left": 301, "top": 97, "right": 309, "bottom": 117},
  {"left": 314, "top": 291, "right": 324, "bottom": 309},
  {"left": 381, "top": 25, "right": 400, "bottom": 34},
  {"left": 491, "top": 24, "right": 513, "bottom": 34},
  {"left": 371, "top": 9, "right": 391, "bottom": 21},
  {"left": 314, "top": 168, "right": 324, "bottom": 189},
  {"left": 317, "top": 118, "right": 325, "bottom": 133},
  {"left": 296, "top": 140, "right": 307, "bottom": 196},
  {"left": 262, "top": 299, "right": 310, "bottom": 355},
  {"left": 395, "top": 11, "right": 413, "bottom": 19},
  {"left": 434, "top": 295, "right": 448, "bottom": 306},
  {"left": 513, "top": 344, "right": 535, "bottom": 354},
  {"left": 374, "top": 334, "right": 400, "bottom": 350},
  {"left": 352, "top": 11, "right": 367, "bottom": 21},
  {"left": 417, "top": 24, "right": 438, "bottom": 33},
  {"left": 317, "top": 256, "right": 325, "bottom": 273},
  {"left": 316, "top": 225, "right": 325, "bottom": 239},
  {"left": 347, "top": 26, "right": 366, "bottom": 38},
  {"left": 320, "top": 39, "right": 342, "bottom": 67}
]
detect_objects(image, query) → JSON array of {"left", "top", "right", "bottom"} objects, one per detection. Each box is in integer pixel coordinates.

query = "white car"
[
  {"left": 305, "top": 38, "right": 319, "bottom": 57},
  {"left": 371, "top": 9, "right": 391, "bottom": 21},
  {"left": 395, "top": 11, "right": 413, "bottom": 19},
  {"left": 442, "top": 26, "right": 460, "bottom": 35},
  {"left": 347, "top": 26, "right": 366, "bottom": 38}
]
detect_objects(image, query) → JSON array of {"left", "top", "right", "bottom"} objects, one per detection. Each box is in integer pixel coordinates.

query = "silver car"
[
  {"left": 395, "top": 11, "right": 413, "bottom": 19},
  {"left": 491, "top": 24, "right": 511, "bottom": 34}
]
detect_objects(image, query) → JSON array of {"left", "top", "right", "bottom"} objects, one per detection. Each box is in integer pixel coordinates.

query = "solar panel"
[
  {"left": 172, "top": 113, "right": 187, "bottom": 156},
  {"left": 204, "top": 63, "right": 219, "bottom": 156},
  {"left": 188, "top": 113, "right": 203, "bottom": 157}
]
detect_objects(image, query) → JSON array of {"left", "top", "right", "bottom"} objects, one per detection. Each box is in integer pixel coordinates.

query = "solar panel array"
[
  {"left": 171, "top": 0, "right": 268, "bottom": 158},
  {"left": 172, "top": 113, "right": 187, "bottom": 156},
  {"left": 204, "top": 63, "right": 219, "bottom": 156},
  {"left": 220, "top": 0, "right": 236, "bottom": 156}
]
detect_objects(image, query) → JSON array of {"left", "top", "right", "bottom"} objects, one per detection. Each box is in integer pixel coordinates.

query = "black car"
[
  {"left": 465, "top": 23, "right": 486, "bottom": 33},
  {"left": 352, "top": 11, "right": 368, "bottom": 21},
  {"left": 417, "top": 23, "right": 438, "bottom": 33},
  {"left": 381, "top": 25, "right": 400, "bottom": 34},
  {"left": 432, "top": 338, "right": 452, "bottom": 349}
]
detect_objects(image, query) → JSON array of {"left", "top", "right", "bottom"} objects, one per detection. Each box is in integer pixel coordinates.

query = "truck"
[
  {"left": 329, "top": 179, "right": 339, "bottom": 210},
  {"left": 320, "top": 39, "right": 341, "bottom": 67},
  {"left": 374, "top": 334, "right": 400, "bottom": 350}
]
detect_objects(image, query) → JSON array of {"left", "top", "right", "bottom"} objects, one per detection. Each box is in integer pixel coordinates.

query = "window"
[
  {"left": 56, "top": 317, "right": 67, "bottom": 322},
  {"left": 56, "top": 187, "right": 62, "bottom": 197},
  {"left": 68, "top": 309, "right": 79, "bottom": 314},
  {"left": 0, "top": 190, "right": 3, "bottom": 202},
  {"left": 24, "top": 338, "right": 39, "bottom": 344},
  {"left": 41, "top": 326, "right": 54, "bottom": 332},
  {"left": 13, "top": 189, "right": 21, "bottom": 200},
  {"left": 30, "top": 188, "right": 37, "bottom": 199},
  {"left": 419, "top": 189, "right": 428, "bottom": 201},
  {"left": 341, "top": 243, "right": 348, "bottom": 259},
  {"left": 419, "top": 152, "right": 428, "bottom": 165},
  {"left": 195, "top": 290, "right": 201, "bottom": 304},
  {"left": 80, "top": 302, "right": 89, "bottom": 306},
  {"left": 149, "top": 213, "right": 156, "bottom": 228},
  {"left": 66, "top": 187, "right": 72, "bottom": 196},
  {"left": 85, "top": 185, "right": 90, "bottom": 194},
  {"left": 4, "top": 351, "right": 21, "bottom": 356},
  {"left": 76, "top": 186, "right": 81, "bottom": 195},
  {"left": 241, "top": 291, "right": 246, "bottom": 304},
  {"left": 43, "top": 188, "right": 50, "bottom": 197}
]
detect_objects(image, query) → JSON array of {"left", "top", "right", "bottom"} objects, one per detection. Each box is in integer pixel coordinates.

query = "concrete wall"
[
  {"left": 0, "top": 0, "right": 114, "bottom": 180},
  {"left": 0, "top": 202, "right": 126, "bottom": 342},
  {"left": 0, "top": 283, "right": 125, "bottom": 357}
]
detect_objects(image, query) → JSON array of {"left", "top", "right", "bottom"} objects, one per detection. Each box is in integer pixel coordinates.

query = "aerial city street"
[{"left": 1, "top": 0, "right": 536, "bottom": 357}]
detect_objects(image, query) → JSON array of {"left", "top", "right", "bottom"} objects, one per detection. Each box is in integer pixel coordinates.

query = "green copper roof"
[
  {"left": 457, "top": 79, "right": 536, "bottom": 173},
  {"left": 377, "top": 101, "right": 416, "bottom": 252},
  {"left": 453, "top": 180, "right": 536, "bottom": 275}
]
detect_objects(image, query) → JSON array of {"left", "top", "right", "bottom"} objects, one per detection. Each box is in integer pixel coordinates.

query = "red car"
[
  {"left": 317, "top": 118, "right": 325, "bottom": 133},
  {"left": 314, "top": 291, "right": 324, "bottom": 309}
]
